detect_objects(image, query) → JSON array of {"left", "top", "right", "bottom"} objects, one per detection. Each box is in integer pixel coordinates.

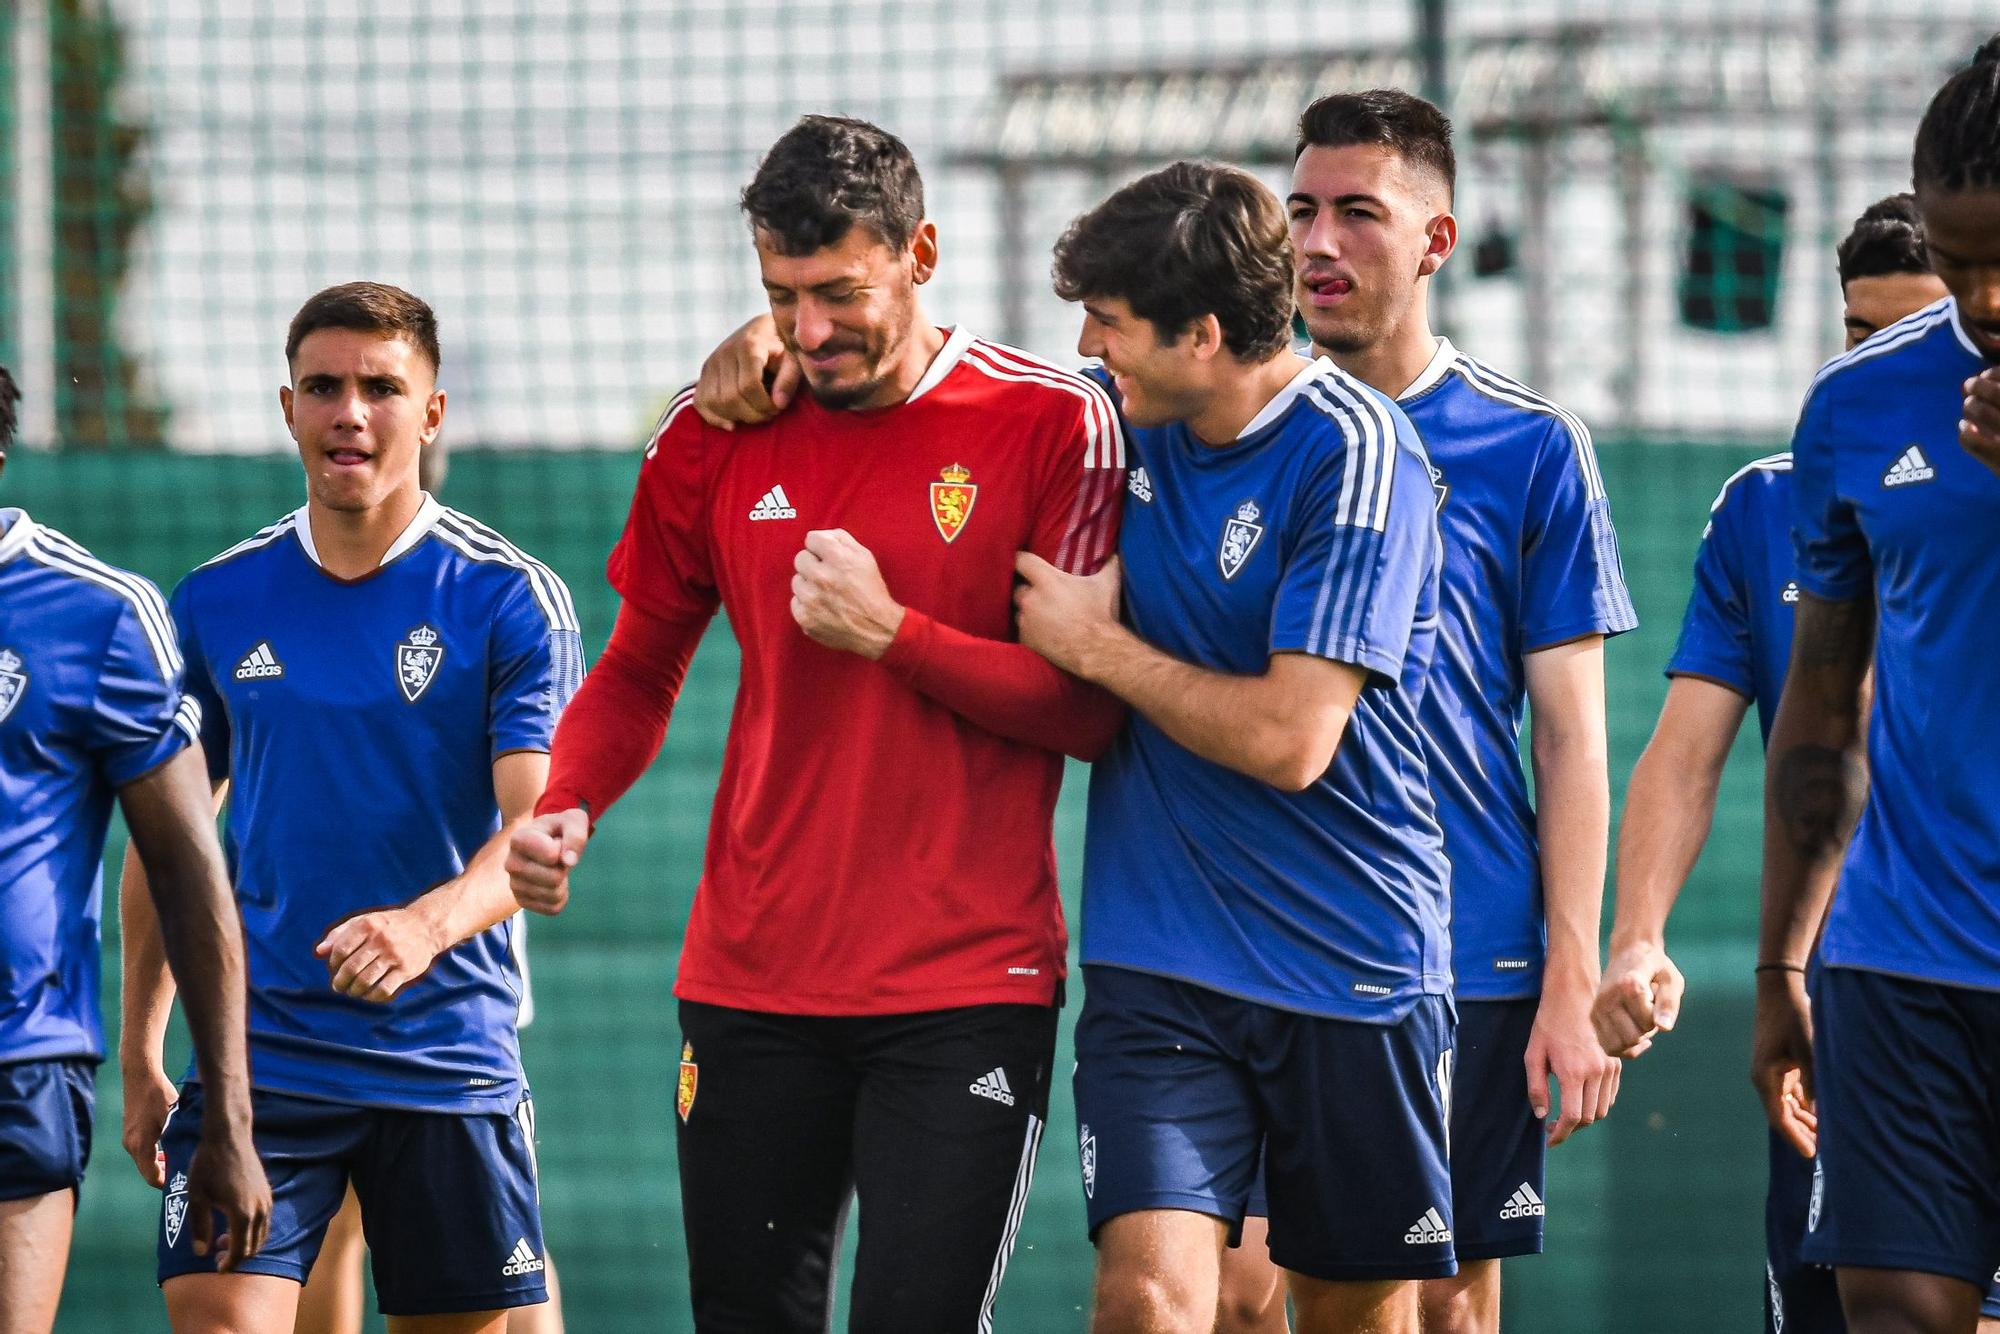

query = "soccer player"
[
  {"left": 1755, "top": 36, "right": 2000, "bottom": 1334},
  {"left": 119, "top": 282, "right": 580, "bottom": 1334},
  {"left": 1592, "top": 195, "right": 1948, "bottom": 1334},
  {"left": 507, "top": 115, "right": 1124, "bottom": 1332},
  {"left": 0, "top": 365, "right": 270, "bottom": 1332},
  {"left": 1007, "top": 160, "right": 1449, "bottom": 1334}
]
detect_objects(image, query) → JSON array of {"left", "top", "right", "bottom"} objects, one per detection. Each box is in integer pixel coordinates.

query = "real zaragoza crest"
[
  {"left": 930, "top": 462, "right": 977, "bottom": 544},
  {"left": 677, "top": 1042, "right": 698, "bottom": 1123},
  {"left": 163, "top": 1171, "right": 189, "bottom": 1248},
  {"left": 397, "top": 625, "right": 444, "bottom": 704},
  {"left": 1217, "top": 499, "right": 1265, "bottom": 580},
  {"left": 0, "top": 649, "right": 26, "bottom": 724}
]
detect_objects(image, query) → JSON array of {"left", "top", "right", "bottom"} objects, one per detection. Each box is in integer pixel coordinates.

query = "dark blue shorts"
[
  {"left": 156, "top": 1082, "right": 547, "bottom": 1317},
  {"left": 1446, "top": 998, "right": 1544, "bottom": 1261},
  {"left": 1072, "top": 965, "right": 1455, "bottom": 1282},
  {"left": 1765, "top": 1134, "right": 1843, "bottom": 1334},
  {"left": 0, "top": 1058, "right": 94, "bottom": 1202},
  {"left": 1803, "top": 966, "right": 2000, "bottom": 1291}
]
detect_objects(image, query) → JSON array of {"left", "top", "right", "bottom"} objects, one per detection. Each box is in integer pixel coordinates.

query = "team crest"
[
  {"left": 1217, "top": 499, "right": 1265, "bottom": 580},
  {"left": 930, "top": 463, "right": 978, "bottom": 544},
  {"left": 396, "top": 625, "right": 444, "bottom": 704},
  {"left": 0, "top": 649, "right": 27, "bottom": 725},
  {"left": 163, "top": 1170, "right": 189, "bottom": 1248},
  {"left": 1428, "top": 462, "right": 1450, "bottom": 511},
  {"left": 1807, "top": 1157, "right": 1824, "bottom": 1231},
  {"left": 1078, "top": 1125, "right": 1097, "bottom": 1200},
  {"left": 677, "top": 1042, "right": 698, "bottom": 1122}
]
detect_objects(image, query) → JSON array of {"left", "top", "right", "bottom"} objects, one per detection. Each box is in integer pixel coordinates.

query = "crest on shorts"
[
  {"left": 930, "top": 463, "right": 978, "bottom": 544},
  {"left": 1078, "top": 1124, "right": 1097, "bottom": 1200},
  {"left": 1807, "top": 1156, "right": 1824, "bottom": 1232},
  {"left": 396, "top": 624, "right": 444, "bottom": 704},
  {"left": 677, "top": 1042, "right": 698, "bottom": 1122},
  {"left": 164, "top": 1170, "right": 189, "bottom": 1248},
  {"left": 1217, "top": 500, "right": 1265, "bottom": 581},
  {"left": 0, "top": 649, "right": 27, "bottom": 725}
]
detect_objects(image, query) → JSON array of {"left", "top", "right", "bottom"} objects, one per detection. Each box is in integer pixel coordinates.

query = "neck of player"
[
  {"left": 308, "top": 481, "right": 425, "bottom": 580},
  {"left": 1188, "top": 351, "right": 1314, "bottom": 447},
  {"left": 1315, "top": 292, "right": 1440, "bottom": 401},
  {"left": 864, "top": 319, "right": 948, "bottom": 410}
]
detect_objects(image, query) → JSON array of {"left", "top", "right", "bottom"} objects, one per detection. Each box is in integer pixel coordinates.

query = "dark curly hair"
[
  {"left": 741, "top": 115, "right": 926, "bottom": 256},
  {"left": 1836, "top": 193, "right": 1929, "bottom": 287},
  {"left": 1052, "top": 161, "right": 1295, "bottom": 362},
  {"left": 0, "top": 365, "right": 18, "bottom": 456},
  {"left": 1913, "top": 34, "right": 2000, "bottom": 194}
]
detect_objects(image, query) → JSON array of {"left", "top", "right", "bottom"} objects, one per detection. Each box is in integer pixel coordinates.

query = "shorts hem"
[
  {"left": 1800, "top": 1245, "right": 1994, "bottom": 1288},
  {"left": 159, "top": 1256, "right": 309, "bottom": 1287},
  {"left": 1087, "top": 1191, "right": 1239, "bottom": 1243},
  {"left": 1451, "top": 1235, "right": 1544, "bottom": 1262},
  {"left": 380, "top": 1285, "right": 548, "bottom": 1316},
  {"left": 1268, "top": 1245, "right": 1457, "bottom": 1283}
]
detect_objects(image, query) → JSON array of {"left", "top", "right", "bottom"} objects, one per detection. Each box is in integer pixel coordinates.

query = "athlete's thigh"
[
  {"left": 385, "top": 1312, "right": 509, "bottom": 1334},
  {"left": 1215, "top": 1214, "right": 1288, "bottom": 1334},
  {"left": 295, "top": 1185, "right": 366, "bottom": 1334},
  {"left": 351, "top": 1097, "right": 546, "bottom": 1320},
  {"left": 846, "top": 1002, "right": 1058, "bottom": 1332},
  {"left": 1092, "top": 1208, "right": 1231, "bottom": 1334},
  {"left": 1836, "top": 1266, "right": 1983, "bottom": 1334},
  {"left": 163, "top": 1271, "right": 303, "bottom": 1334},
  {"left": 1287, "top": 1272, "right": 1418, "bottom": 1334},
  {"left": 675, "top": 1000, "right": 857, "bottom": 1334},
  {"left": 1449, "top": 999, "right": 1545, "bottom": 1262},
  {"left": 1805, "top": 968, "right": 2000, "bottom": 1288},
  {"left": 1072, "top": 967, "right": 1263, "bottom": 1243},
  {"left": 1765, "top": 1133, "right": 1844, "bottom": 1334},
  {"left": 157, "top": 1084, "right": 357, "bottom": 1291},
  {"left": 1255, "top": 995, "right": 1455, "bottom": 1284},
  {"left": 0, "top": 1190, "right": 72, "bottom": 1334}
]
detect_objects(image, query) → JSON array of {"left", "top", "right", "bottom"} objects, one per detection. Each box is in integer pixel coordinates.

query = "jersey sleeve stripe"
[
  {"left": 435, "top": 512, "right": 580, "bottom": 632},
  {"left": 174, "top": 695, "right": 203, "bottom": 744},
  {"left": 1303, "top": 383, "right": 1395, "bottom": 535},
  {"left": 1450, "top": 359, "right": 1607, "bottom": 501},
  {"left": 24, "top": 530, "right": 183, "bottom": 680},
  {"left": 195, "top": 514, "right": 299, "bottom": 572},
  {"left": 964, "top": 341, "right": 1128, "bottom": 471},
  {"left": 646, "top": 386, "right": 699, "bottom": 458},
  {"left": 1805, "top": 298, "right": 1951, "bottom": 395}
]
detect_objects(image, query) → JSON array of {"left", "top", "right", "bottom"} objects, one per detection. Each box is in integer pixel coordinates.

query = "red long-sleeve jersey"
[{"left": 564, "top": 328, "right": 1125, "bottom": 1014}]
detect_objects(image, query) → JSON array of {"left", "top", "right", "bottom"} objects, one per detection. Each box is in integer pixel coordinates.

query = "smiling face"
[
  {"left": 756, "top": 221, "right": 935, "bottom": 411},
  {"left": 280, "top": 328, "right": 443, "bottom": 515},
  {"left": 1075, "top": 295, "right": 1208, "bottom": 428},
  {"left": 1288, "top": 143, "right": 1451, "bottom": 357},
  {"left": 1917, "top": 186, "right": 2000, "bottom": 361}
]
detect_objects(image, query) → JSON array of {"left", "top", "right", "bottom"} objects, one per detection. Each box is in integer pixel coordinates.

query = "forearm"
[
  {"left": 1533, "top": 731, "right": 1612, "bottom": 995},
  {"left": 1608, "top": 742, "right": 1724, "bottom": 953},
  {"left": 536, "top": 603, "right": 705, "bottom": 820},
  {"left": 879, "top": 609, "right": 1125, "bottom": 760},
  {"left": 117, "top": 842, "right": 178, "bottom": 1075},
  {"left": 406, "top": 820, "right": 525, "bottom": 952}
]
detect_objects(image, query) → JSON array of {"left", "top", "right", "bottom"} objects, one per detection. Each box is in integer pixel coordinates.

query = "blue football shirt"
[
  {"left": 1396, "top": 342, "right": 1637, "bottom": 1000},
  {"left": 1789, "top": 298, "right": 2000, "bottom": 990},
  {"left": 1666, "top": 453, "right": 1797, "bottom": 744},
  {"left": 0, "top": 509, "right": 196, "bottom": 1064},
  {"left": 172, "top": 496, "right": 582, "bottom": 1111},
  {"left": 1083, "top": 357, "right": 1451, "bottom": 1023}
]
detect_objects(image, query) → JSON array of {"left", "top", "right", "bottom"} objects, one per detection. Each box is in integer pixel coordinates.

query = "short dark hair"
[
  {"left": 740, "top": 115, "right": 926, "bottom": 257},
  {"left": 1837, "top": 193, "right": 1930, "bottom": 286},
  {"left": 286, "top": 282, "right": 441, "bottom": 373},
  {"left": 1295, "top": 89, "right": 1456, "bottom": 202},
  {"left": 1052, "top": 161, "right": 1295, "bottom": 363},
  {"left": 1913, "top": 34, "right": 2000, "bottom": 194},
  {"left": 0, "top": 365, "right": 18, "bottom": 456}
]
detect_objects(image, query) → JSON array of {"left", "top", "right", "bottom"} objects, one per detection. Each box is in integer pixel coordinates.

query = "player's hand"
[
  {"left": 1526, "top": 986, "right": 1621, "bottom": 1147},
  {"left": 184, "top": 1122, "right": 272, "bottom": 1271},
  {"left": 1962, "top": 369, "right": 2000, "bottom": 478},
  {"left": 508, "top": 809, "right": 590, "bottom": 915},
  {"left": 791, "top": 529, "right": 905, "bottom": 659},
  {"left": 1752, "top": 967, "right": 1818, "bottom": 1158},
  {"left": 1592, "top": 940, "right": 1685, "bottom": 1059},
  {"left": 315, "top": 906, "right": 447, "bottom": 1002},
  {"left": 1013, "top": 553, "right": 1122, "bottom": 678},
  {"left": 119, "top": 1060, "right": 178, "bottom": 1188},
  {"left": 695, "top": 314, "right": 797, "bottom": 430}
]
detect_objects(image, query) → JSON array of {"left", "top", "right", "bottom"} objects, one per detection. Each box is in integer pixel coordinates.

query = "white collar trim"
[
  {"left": 0, "top": 508, "right": 36, "bottom": 565},
  {"left": 906, "top": 326, "right": 976, "bottom": 404},
  {"left": 1239, "top": 355, "right": 1328, "bottom": 438},
  {"left": 1397, "top": 336, "right": 1457, "bottom": 401},
  {"left": 1950, "top": 300, "right": 1986, "bottom": 361},
  {"left": 293, "top": 493, "right": 443, "bottom": 570}
]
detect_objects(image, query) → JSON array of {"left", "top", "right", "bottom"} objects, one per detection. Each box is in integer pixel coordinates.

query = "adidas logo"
[
  {"left": 233, "top": 642, "right": 284, "bottom": 681},
  {"left": 1882, "top": 444, "right": 1935, "bottom": 487},
  {"left": 969, "top": 1067, "right": 1016, "bottom": 1107},
  {"left": 1127, "top": 467, "right": 1154, "bottom": 502},
  {"left": 1403, "top": 1207, "right": 1452, "bottom": 1245},
  {"left": 1500, "top": 1182, "right": 1545, "bottom": 1220},
  {"left": 748, "top": 485, "right": 798, "bottom": 520},
  {"left": 501, "top": 1238, "right": 546, "bottom": 1277}
]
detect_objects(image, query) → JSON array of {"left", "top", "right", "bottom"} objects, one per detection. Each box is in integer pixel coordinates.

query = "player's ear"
[
  {"left": 1187, "top": 313, "right": 1225, "bottom": 363},
  {"left": 422, "top": 388, "right": 447, "bottom": 445},
  {"left": 279, "top": 385, "right": 296, "bottom": 439},
  {"left": 1419, "top": 211, "right": 1458, "bottom": 278},
  {"left": 908, "top": 220, "right": 939, "bottom": 286}
]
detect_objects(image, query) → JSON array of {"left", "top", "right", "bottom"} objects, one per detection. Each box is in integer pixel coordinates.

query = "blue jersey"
[
  {"left": 1666, "top": 454, "right": 1797, "bottom": 744},
  {"left": 0, "top": 510, "right": 195, "bottom": 1064},
  {"left": 1396, "top": 343, "right": 1636, "bottom": 1000},
  {"left": 172, "top": 497, "right": 581, "bottom": 1112},
  {"left": 1789, "top": 298, "right": 2000, "bottom": 990},
  {"left": 1083, "top": 357, "right": 1451, "bottom": 1023}
]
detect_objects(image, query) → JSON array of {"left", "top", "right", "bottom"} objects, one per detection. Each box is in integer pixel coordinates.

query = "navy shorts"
[
  {"left": 1073, "top": 965, "right": 1455, "bottom": 1282},
  {"left": 1765, "top": 1134, "right": 1843, "bottom": 1334},
  {"left": 0, "top": 1058, "right": 94, "bottom": 1202},
  {"left": 1446, "top": 998, "right": 1544, "bottom": 1261},
  {"left": 157, "top": 1082, "right": 547, "bottom": 1317},
  {"left": 1803, "top": 966, "right": 2000, "bottom": 1290}
]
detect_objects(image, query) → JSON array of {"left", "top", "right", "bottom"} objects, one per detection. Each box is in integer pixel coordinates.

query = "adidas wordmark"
[
  {"left": 748, "top": 485, "right": 798, "bottom": 520},
  {"left": 969, "top": 1068, "right": 1016, "bottom": 1107},
  {"left": 1403, "top": 1207, "right": 1452, "bottom": 1245},
  {"left": 234, "top": 642, "right": 284, "bottom": 681},
  {"left": 1500, "top": 1183, "right": 1545, "bottom": 1220},
  {"left": 501, "top": 1238, "right": 546, "bottom": 1277},
  {"left": 1883, "top": 445, "right": 1935, "bottom": 487}
]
